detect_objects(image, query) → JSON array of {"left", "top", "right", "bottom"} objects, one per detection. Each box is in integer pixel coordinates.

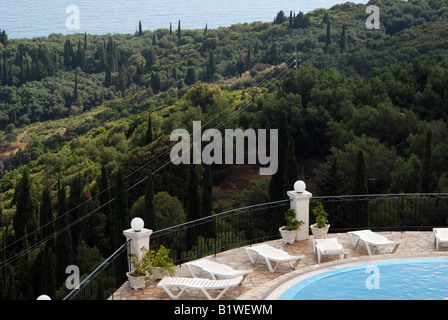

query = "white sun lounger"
[
  {"left": 433, "top": 228, "right": 448, "bottom": 251},
  {"left": 244, "top": 244, "right": 304, "bottom": 273},
  {"left": 185, "top": 260, "right": 252, "bottom": 282},
  {"left": 348, "top": 230, "right": 399, "bottom": 256},
  {"left": 312, "top": 238, "right": 346, "bottom": 263},
  {"left": 157, "top": 276, "right": 243, "bottom": 300}
]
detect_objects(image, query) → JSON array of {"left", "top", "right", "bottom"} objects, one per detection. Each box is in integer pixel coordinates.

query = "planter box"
[
  {"left": 279, "top": 227, "right": 298, "bottom": 244},
  {"left": 126, "top": 272, "right": 147, "bottom": 290},
  {"left": 310, "top": 223, "right": 330, "bottom": 239},
  {"left": 151, "top": 267, "right": 171, "bottom": 280}
]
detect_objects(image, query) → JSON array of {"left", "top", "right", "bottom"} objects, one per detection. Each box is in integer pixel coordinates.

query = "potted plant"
[
  {"left": 310, "top": 202, "right": 330, "bottom": 239},
  {"left": 148, "top": 245, "right": 176, "bottom": 280},
  {"left": 127, "top": 249, "right": 151, "bottom": 290},
  {"left": 279, "top": 209, "right": 305, "bottom": 244}
]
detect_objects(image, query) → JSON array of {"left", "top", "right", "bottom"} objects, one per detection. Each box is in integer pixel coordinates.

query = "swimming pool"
[{"left": 277, "top": 258, "right": 448, "bottom": 300}]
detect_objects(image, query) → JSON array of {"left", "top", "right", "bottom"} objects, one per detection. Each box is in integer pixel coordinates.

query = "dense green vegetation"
[{"left": 0, "top": 0, "right": 448, "bottom": 299}]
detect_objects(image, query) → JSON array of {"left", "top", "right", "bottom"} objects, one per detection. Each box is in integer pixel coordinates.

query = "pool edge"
[{"left": 263, "top": 254, "right": 448, "bottom": 300}]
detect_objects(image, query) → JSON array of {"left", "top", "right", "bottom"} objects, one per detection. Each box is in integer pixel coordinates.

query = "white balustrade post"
[
  {"left": 287, "top": 180, "right": 312, "bottom": 241},
  {"left": 123, "top": 218, "right": 153, "bottom": 272}
]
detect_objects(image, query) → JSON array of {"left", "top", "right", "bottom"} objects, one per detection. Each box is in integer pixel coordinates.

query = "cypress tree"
[
  {"left": 146, "top": 114, "right": 153, "bottom": 145},
  {"left": 54, "top": 180, "right": 73, "bottom": 286},
  {"left": 421, "top": 130, "right": 433, "bottom": 193},
  {"left": 150, "top": 72, "right": 161, "bottom": 94},
  {"left": 40, "top": 187, "right": 55, "bottom": 246},
  {"left": 74, "top": 73, "right": 78, "bottom": 102},
  {"left": 177, "top": 20, "right": 181, "bottom": 45},
  {"left": 112, "top": 169, "right": 129, "bottom": 288},
  {"left": 170, "top": 22, "right": 172, "bottom": 35},
  {"left": 268, "top": 113, "right": 289, "bottom": 234},
  {"left": 201, "top": 164, "right": 213, "bottom": 218},
  {"left": 138, "top": 20, "right": 143, "bottom": 36},
  {"left": 186, "top": 164, "right": 201, "bottom": 248},
  {"left": 68, "top": 174, "right": 87, "bottom": 249},
  {"left": 41, "top": 245, "right": 56, "bottom": 298},
  {"left": 283, "top": 136, "right": 299, "bottom": 196},
  {"left": 205, "top": 50, "right": 216, "bottom": 81},
  {"left": 105, "top": 65, "right": 112, "bottom": 88},
  {"left": 339, "top": 25, "right": 347, "bottom": 53},
  {"left": 269, "top": 112, "right": 289, "bottom": 202},
  {"left": 184, "top": 67, "right": 196, "bottom": 86},
  {"left": 316, "top": 157, "right": 347, "bottom": 196},
  {"left": 186, "top": 164, "right": 201, "bottom": 221},
  {"left": 353, "top": 150, "right": 368, "bottom": 195},
  {"left": 144, "top": 174, "right": 155, "bottom": 230},
  {"left": 99, "top": 165, "right": 113, "bottom": 255},
  {"left": 113, "top": 169, "right": 129, "bottom": 250},
  {"left": 13, "top": 170, "right": 37, "bottom": 250},
  {"left": 353, "top": 150, "right": 368, "bottom": 228},
  {"left": 325, "top": 21, "right": 331, "bottom": 53}
]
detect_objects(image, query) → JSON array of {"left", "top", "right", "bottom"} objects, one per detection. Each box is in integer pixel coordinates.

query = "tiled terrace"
[{"left": 111, "top": 231, "right": 448, "bottom": 300}]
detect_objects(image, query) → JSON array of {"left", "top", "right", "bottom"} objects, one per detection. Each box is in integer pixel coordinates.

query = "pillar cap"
[{"left": 287, "top": 190, "right": 312, "bottom": 199}]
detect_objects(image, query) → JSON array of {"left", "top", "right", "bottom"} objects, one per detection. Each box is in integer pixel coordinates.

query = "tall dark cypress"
[
  {"left": 13, "top": 170, "right": 37, "bottom": 250},
  {"left": 421, "top": 130, "right": 433, "bottom": 193},
  {"left": 268, "top": 113, "right": 289, "bottom": 234},
  {"left": 353, "top": 150, "right": 368, "bottom": 228},
  {"left": 146, "top": 114, "right": 153, "bottom": 145},
  {"left": 186, "top": 163, "right": 201, "bottom": 248},
  {"left": 339, "top": 25, "right": 346, "bottom": 53},
  {"left": 269, "top": 112, "right": 289, "bottom": 202},
  {"left": 40, "top": 187, "right": 55, "bottom": 246},
  {"left": 144, "top": 174, "right": 155, "bottom": 230},
  {"left": 177, "top": 20, "right": 181, "bottom": 44},
  {"left": 201, "top": 164, "right": 214, "bottom": 239},
  {"left": 105, "top": 65, "right": 112, "bottom": 88},
  {"left": 353, "top": 150, "right": 368, "bottom": 195},
  {"left": 54, "top": 180, "right": 73, "bottom": 286},
  {"left": 113, "top": 169, "right": 129, "bottom": 249},
  {"left": 201, "top": 164, "right": 213, "bottom": 218},
  {"left": 99, "top": 165, "right": 113, "bottom": 254},
  {"left": 138, "top": 21, "right": 143, "bottom": 36},
  {"left": 325, "top": 21, "right": 331, "bottom": 53},
  {"left": 283, "top": 136, "right": 299, "bottom": 196}
]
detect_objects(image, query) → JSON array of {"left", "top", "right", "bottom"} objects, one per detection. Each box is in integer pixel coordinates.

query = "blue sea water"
[
  {"left": 279, "top": 259, "right": 448, "bottom": 300},
  {"left": 1, "top": 0, "right": 368, "bottom": 39}
]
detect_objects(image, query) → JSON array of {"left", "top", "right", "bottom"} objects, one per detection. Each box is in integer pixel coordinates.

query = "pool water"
[{"left": 279, "top": 259, "right": 448, "bottom": 300}]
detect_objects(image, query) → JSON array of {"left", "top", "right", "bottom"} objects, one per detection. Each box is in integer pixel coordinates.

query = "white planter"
[
  {"left": 151, "top": 267, "right": 170, "bottom": 280},
  {"left": 126, "top": 272, "right": 147, "bottom": 290},
  {"left": 279, "top": 227, "right": 298, "bottom": 244},
  {"left": 310, "top": 223, "right": 330, "bottom": 239}
]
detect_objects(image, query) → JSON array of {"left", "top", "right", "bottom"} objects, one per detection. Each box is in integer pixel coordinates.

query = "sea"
[{"left": 1, "top": 0, "right": 369, "bottom": 39}]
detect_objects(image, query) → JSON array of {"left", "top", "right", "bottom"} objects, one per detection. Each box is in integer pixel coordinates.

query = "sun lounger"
[
  {"left": 185, "top": 259, "right": 252, "bottom": 282},
  {"left": 157, "top": 276, "right": 243, "bottom": 300},
  {"left": 244, "top": 244, "right": 304, "bottom": 273},
  {"left": 348, "top": 230, "right": 399, "bottom": 255},
  {"left": 312, "top": 238, "right": 346, "bottom": 263},
  {"left": 433, "top": 228, "right": 448, "bottom": 251}
]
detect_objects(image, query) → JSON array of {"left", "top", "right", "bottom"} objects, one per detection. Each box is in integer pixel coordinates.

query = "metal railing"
[
  {"left": 310, "top": 193, "right": 448, "bottom": 232},
  {"left": 149, "top": 199, "right": 290, "bottom": 264},
  {"left": 63, "top": 240, "right": 130, "bottom": 300},
  {"left": 65, "top": 193, "right": 448, "bottom": 299}
]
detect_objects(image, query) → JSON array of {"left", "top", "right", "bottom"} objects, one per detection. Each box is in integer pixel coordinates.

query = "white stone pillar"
[
  {"left": 287, "top": 181, "right": 312, "bottom": 241},
  {"left": 123, "top": 218, "right": 153, "bottom": 271}
]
